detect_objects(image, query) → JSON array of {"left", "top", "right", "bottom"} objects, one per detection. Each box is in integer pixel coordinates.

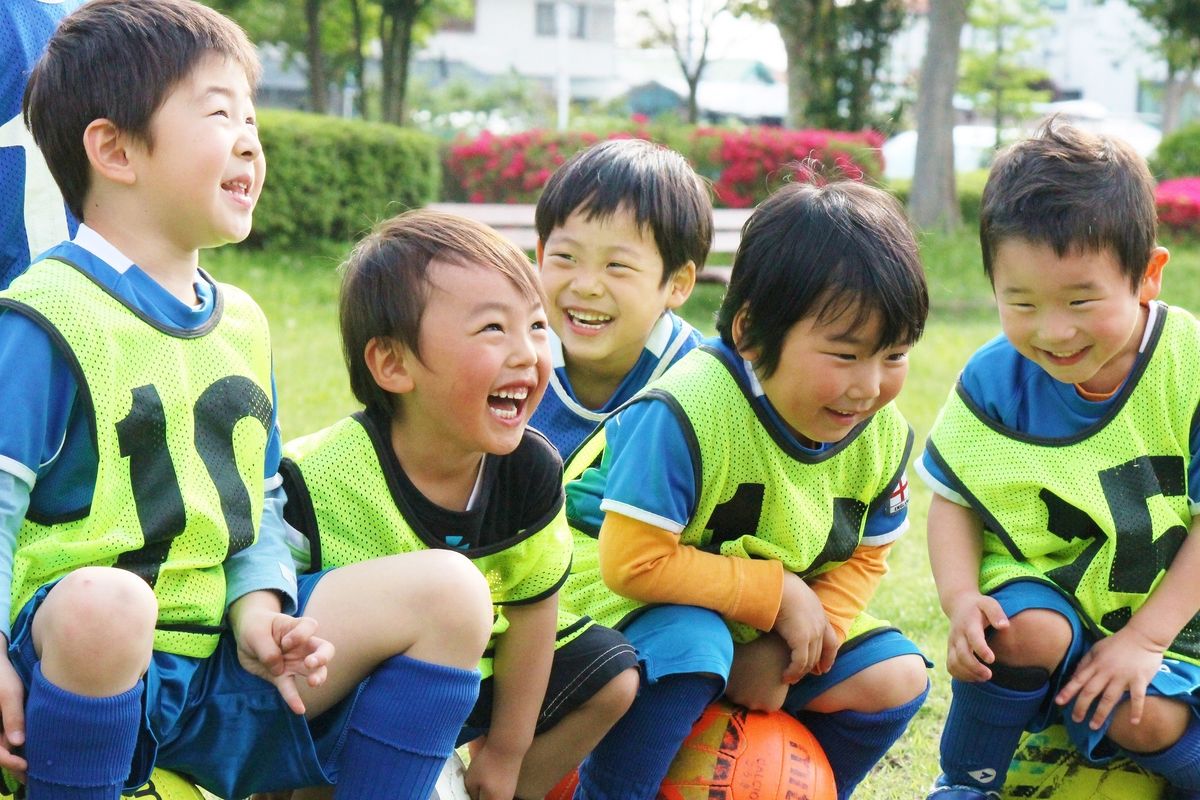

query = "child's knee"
[
  {"left": 824, "top": 655, "right": 929, "bottom": 713},
  {"left": 420, "top": 551, "right": 493, "bottom": 648},
  {"left": 584, "top": 666, "right": 640, "bottom": 723},
  {"left": 1105, "top": 697, "right": 1191, "bottom": 754},
  {"left": 989, "top": 608, "right": 1072, "bottom": 670},
  {"left": 38, "top": 566, "right": 158, "bottom": 647}
]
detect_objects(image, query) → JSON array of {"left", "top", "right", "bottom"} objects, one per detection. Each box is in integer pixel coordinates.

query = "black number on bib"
[
  {"left": 1041, "top": 455, "right": 1189, "bottom": 630},
  {"left": 116, "top": 378, "right": 272, "bottom": 585},
  {"left": 115, "top": 386, "right": 187, "bottom": 584},
  {"left": 195, "top": 376, "right": 273, "bottom": 558},
  {"left": 706, "top": 482, "right": 765, "bottom": 551},
  {"left": 706, "top": 483, "right": 865, "bottom": 574}
]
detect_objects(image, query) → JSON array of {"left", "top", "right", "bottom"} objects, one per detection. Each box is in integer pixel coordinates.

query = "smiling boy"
[
  {"left": 0, "top": 3, "right": 491, "bottom": 797},
  {"left": 531, "top": 138, "right": 712, "bottom": 458},
  {"left": 921, "top": 121, "right": 1200, "bottom": 800}
]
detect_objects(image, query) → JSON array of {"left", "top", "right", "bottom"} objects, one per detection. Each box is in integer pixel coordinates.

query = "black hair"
[{"left": 716, "top": 180, "right": 928, "bottom": 378}]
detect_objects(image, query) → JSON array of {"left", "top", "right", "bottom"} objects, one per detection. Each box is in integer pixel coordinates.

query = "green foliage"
[
  {"left": 1152, "top": 121, "right": 1200, "bottom": 179},
  {"left": 959, "top": 0, "right": 1053, "bottom": 143},
  {"left": 250, "top": 109, "right": 440, "bottom": 247},
  {"left": 1128, "top": 0, "right": 1200, "bottom": 74},
  {"left": 889, "top": 169, "right": 989, "bottom": 226}
]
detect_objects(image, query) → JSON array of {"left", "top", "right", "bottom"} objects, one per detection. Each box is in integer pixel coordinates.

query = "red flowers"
[{"left": 444, "top": 125, "right": 883, "bottom": 207}]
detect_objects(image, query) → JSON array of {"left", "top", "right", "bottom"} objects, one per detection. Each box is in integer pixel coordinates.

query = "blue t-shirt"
[
  {"left": 917, "top": 302, "right": 1200, "bottom": 513},
  {"left": 0, "top": 0, "right": 82, "bottom": 288},
  {"left": 0, "top": 225, "right": 296, "bottom": 637},
  {"left": 530, "top": 311, "right": 701, "bottom": 458},
  {"left": 566, "top": 338, "right": 910, "bottom": 543}
]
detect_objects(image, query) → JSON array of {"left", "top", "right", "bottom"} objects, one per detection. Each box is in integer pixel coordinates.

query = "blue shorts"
[
  {"left": 622, "top": 605, "right": 735, "bottom": 688},
  {"left": 992, "top": 580, "right": 1200, "bottom": 762},
  {"left": 781, "top": 628, "right": 930, "bottom": 712},
  {"left": 8, "top": 571, "right": 361, "bottom": 798}
]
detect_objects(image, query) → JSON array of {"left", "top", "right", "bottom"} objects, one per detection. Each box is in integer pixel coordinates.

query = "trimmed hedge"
[
  {"left": 1152, "top": 122, "right": 1200, "bottom": 181},
  {"left": 887, "top": 169, "right": 989, "bottom": 224},
  {"left": 443, "top": 124, "right": 884, "bottom": 209},
  {"left": 250, "top": 109, "right": 441, "bottom": 247}
]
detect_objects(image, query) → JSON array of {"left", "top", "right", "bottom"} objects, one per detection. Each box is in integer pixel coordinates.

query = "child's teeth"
[{"left": 493, "top": 388, "right": 528, "bottom": 400}]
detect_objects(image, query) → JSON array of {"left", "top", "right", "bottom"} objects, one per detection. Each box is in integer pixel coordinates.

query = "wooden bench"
[{"left": 426, "top": 202, "right": 749, "bottom": 284}]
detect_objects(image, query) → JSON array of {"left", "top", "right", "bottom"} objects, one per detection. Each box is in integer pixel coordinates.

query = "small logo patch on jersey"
[
  {"left": 967, "top": 768, "right": 997, "bottom": 784},
  {"left": 888, "top": 476, "right": 909, "bottom": 514}
]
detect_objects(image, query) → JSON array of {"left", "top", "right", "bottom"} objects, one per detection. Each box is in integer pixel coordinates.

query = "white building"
[{"left": 419, "top": 0, "right": 620, "bottom": 101}]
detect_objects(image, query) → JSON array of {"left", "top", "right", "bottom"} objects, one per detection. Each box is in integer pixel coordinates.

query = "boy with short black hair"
[
  {"left": 282, "top": 209, "right": 640, "bottom": 800},
  {"left": 0, "top": 2, "right": 492, "bottom": 798},
  {"left": 532, "top": 137, "right": 712, "bottom": 458},
  {"left": 562, "top": 179, "right": 932, "bottom": 799},
  {"left": 921, "top": 121, "right": 1200, "bottom": 800}
]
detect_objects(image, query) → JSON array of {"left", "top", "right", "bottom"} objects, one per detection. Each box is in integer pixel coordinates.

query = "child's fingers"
[
  {"left": 273, "top": 674, "right": 307, "bottom": 716},
  {"left": 965, "top": 624, "right": 994, "bottom": 665},
  {"left": 278, "top": 615, "right": 319, "bottom": 652},
  {"left": 1089, "top": 682, "right": 1126, "bottom": 730},
  {"left": 1126, "top": 683, "right": 1147, "bottom": 726},
  {"left": 979, "top": 597, "right": 1009, "bottom": 630}
]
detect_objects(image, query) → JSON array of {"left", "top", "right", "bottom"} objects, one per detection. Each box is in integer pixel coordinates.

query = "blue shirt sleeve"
[
  {"left": 0, "top": 471, "right": 30, "bottom": 641},
  {"left": 224, "top": 483, "right": 298, "bottom": 614},
  {"left": 0, "top": 308, "right": 76, "bottom": 480},
  {"left": 593, "top": 400, "right": 698, "bottom": 532}
]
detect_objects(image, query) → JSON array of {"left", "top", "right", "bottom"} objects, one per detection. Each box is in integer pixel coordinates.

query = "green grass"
[{"left": 203, "top": 228, "right": 1200, "bottom": 795}]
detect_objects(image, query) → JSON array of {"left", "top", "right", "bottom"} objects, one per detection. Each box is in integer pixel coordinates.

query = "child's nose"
[
  {"left": 846, "top": 365, "right": 881, "bottom": 401},
  {"left": 238, "top": 126, "right": 262, "bottom": 160}
]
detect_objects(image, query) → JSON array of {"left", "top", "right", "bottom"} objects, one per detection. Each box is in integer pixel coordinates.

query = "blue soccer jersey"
[
  {"left": 531, "top": 311, "right": 701, "bottom": 457},
  {"left": 0, "top": 0, "right": 82, "bottom": 288},
  {"left": 917, "top": 301, "right": 1200, "bottom": 512}
]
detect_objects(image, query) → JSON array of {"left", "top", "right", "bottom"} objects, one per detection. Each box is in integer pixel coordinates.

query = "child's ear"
[
  {"left": 664, "top": 261, "right": 697, "bottom": 310},
  {"left": 730, "top": 304, "right": 760, "bottom": 362},
  {"left": 82, "top": 119, "right": 136, "bottom": 186},
  {"left": 1138, "top": 247, "right": 1169, "bottom": 304},
  {"left": 364, "top": 337, "right": 415, "bottom": 395}
]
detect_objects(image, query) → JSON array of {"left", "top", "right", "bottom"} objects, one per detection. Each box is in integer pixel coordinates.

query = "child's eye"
[
  {"left": 245, "top": 115, "right": 257, "bottom": 126},
  {"left": 828, "top": 352, "right": 857, "bottom": 362},
  {"left": 607, "top": 262, "right": 631, "bottom": 271},
  {"left": 1069, "top": 299, "right": 1093, "bottom": 307},
  {"left": 886, "top": 351, "right": 909, "bottom": 363},
  {"left": 480, "top": 323, "right": 504, "bottom": 333},
  {"left": 210, "top": 109, "right": 230, "bottom": 118},
  {"left": 531, "top": 320, "right": 547, "bottom": 331}
]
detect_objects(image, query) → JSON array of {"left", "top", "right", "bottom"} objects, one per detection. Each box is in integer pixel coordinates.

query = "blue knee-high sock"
[
  {"left": 24, "top": 663, "right": 142, "bottom": 800},
  {"left": 794, "top": 681, "right": 928, "bottom": 800},
  {"left": 939, "top": 678, "right": 1047, "bottom": 791},
  {"left": 1127, "top": 713, "right": 1200, "bottom": 791},
  {"left": 574, "top": 673, "right": 722, "bottom": 800},
  {"left": 334, "top": 655, "right": 480, "bottom": 800}
]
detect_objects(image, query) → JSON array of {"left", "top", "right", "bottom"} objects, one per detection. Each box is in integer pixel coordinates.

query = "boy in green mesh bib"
[
  {"left": 920, "top": 121, "right": 1200, "bottom": 800},
  {"left": 559, "top": 180, "right": 931, "bottom": 799},
  {"left": 280, "top": 209, "right": 640, "bottom": 800},
  {"left": 0, "top": 2, "right": 493, "bottom": 797}
]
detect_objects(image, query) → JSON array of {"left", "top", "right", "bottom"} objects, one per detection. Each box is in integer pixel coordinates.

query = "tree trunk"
[
  {"left": 910, "top": 0, "right": 968, "bottom": 232},
  {"left": 379, "top": 2, "right": 420, "bottom": 124},
  {"left": 349, "top": 0, "right": 368, "bottom": 119},
  {"left": 304, "top": 0, "right": 327, "bottom": 114}
]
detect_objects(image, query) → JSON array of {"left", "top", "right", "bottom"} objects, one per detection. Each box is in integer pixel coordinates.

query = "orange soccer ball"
[{"left": 548, "top": 700, "right": 837, "bottom": 800}]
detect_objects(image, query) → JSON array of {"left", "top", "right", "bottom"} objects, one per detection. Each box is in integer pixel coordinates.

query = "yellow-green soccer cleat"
[{"left": 1002, "top": 724, "right": 1167, "bottom": 799}]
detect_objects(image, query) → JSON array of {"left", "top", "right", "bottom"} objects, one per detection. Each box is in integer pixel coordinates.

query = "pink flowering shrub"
[
  {"left": 1157, "top": 178, "right": 1200, "bottom": 235},
  {"left": 443, "top": 125, "right": 883, "bottom": 208}
]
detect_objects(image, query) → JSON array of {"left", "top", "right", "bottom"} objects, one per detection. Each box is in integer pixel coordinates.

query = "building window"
[{"left": 536, "top": 2, "right": 588, "bottom": 39}]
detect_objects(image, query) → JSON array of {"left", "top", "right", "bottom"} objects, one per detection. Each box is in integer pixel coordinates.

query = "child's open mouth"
[
  {"left": 565, "top": 309, "right": 613, "bottom": 333},
  {"left": 487, "top": 387, "right": 529, "bottom": 421},
  {"left": 221, "top": 177, "right": 253, "bottom": 208}
]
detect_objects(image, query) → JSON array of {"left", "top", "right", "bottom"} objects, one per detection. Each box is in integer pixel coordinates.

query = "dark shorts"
[
  {"left": 459, "top": 621, "right": 637, "bottom": 743},
  {"left": 7, "top": 572, "right": 359, "bottom": 798}
]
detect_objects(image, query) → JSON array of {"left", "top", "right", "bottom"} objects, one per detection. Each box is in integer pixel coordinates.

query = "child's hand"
[
  {"left": 1055, "top": 625, "right": 1164, "bottom": 730},
  {"left": 232, "top": 605, "right": 334, "bottom": 716},
  {"left": 0, "top": 651, "right": 26, "bottom": 781},
  {"left": 464, "top": 736, "right": 522, "bottom": 800},
  {"left": 774, "top": 573, "right": 838, "bottom": 683},
  {"left": 944, "top": 591, "right": 1009, "bottom": 682}
]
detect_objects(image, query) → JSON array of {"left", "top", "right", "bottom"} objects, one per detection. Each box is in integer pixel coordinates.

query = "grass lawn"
[{"left": 204, "top": 229, "right": 1200, "bottom": 796}]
